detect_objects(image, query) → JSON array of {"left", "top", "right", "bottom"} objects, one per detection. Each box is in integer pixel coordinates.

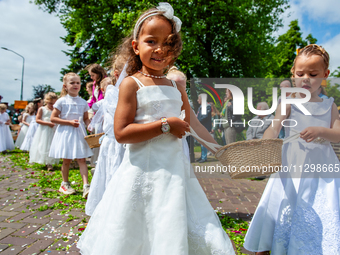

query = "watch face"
[{"left": 162, "top": 125, "right": 170, "bottom": 132}]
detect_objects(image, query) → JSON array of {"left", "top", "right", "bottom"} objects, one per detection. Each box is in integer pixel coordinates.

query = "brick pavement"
[{"left": 0, "top": 153, "right": 268, "bottom": 254}]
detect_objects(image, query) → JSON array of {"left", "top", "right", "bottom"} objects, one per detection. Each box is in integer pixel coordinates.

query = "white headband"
[{"left": 133, "top": 2, "right": 182, "bottom": 40}]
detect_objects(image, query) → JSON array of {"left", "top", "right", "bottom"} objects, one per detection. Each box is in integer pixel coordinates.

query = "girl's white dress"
[
  {"left": 77, "top": 78, "right": 235, "bottom": 255},
  {"left": 15, "top": 113, "right": 34, "bottom": 148},
  {"left": 29, "top": 107, "right": 59, "bottom": 165},
  {"left": 20, "top": 115, "right": 39, "bottom": 151},
  {"left": 244, "top": 97, "right": 340, "bottom": 254},
  {"left": 49, "top": 94, "right": 93, "bottom": 159},
  {"left": 85, "top": 85, "right": 125, "bottom": 216},
  {"left": 0, "top": 112, "right": 14, "bottom": 151}
]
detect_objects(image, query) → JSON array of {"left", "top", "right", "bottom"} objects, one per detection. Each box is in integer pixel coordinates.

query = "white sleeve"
[{"left": 53, "top": 98, "right": 63, "bottom": 111}]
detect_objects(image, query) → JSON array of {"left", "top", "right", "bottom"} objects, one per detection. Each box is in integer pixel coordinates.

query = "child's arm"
[
  {"left": 300, "top": 103, "right": 340, "bottom": 143},
  {"left": 5, "top": 113, "right": 11, "bottom": 125},
  {"left": 114, "top": 77, "right": 190, "bottom": 144},
  {"left": 36, "top": 108, "right": 55, "bottom": 128},
  {"left": 190, "top": 108, "right": 219, "bottom": 151},
  {"left": 177, "top": 82, "right": 191, "bottom": 125},
  {"left": 22, "top": 114, "right": 30, "bottom": 126},
  {"left": 262, "top": 103, "right": 290, "bottom": 139},
  {"left": 83, "top": 111, "right": 91, "bottom": 127},
  {"left": 50, "top": 108, "right": 79, "bottom": 127}
]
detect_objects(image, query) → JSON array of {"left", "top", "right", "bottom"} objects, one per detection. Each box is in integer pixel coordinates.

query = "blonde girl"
[
  {"left": 0, "top": 104, "right": 14, "bottom": 152},
  {"left": 244, "top": 44, "right": 340, "bottom": 254},
  {"left": 20, "top": 98, "right": 43, "bottom": 151},
  {"left": 15, "top": 103, "right": 35, "bottom": 148},
  {"left": 29, "top": 92, "right": 59, "bottom": 170},
  {"left": 78, "top": 3, "right": 234, "bottom": 254},
  {"left": 49, "top": 72, "right": 93, "bottom": 198}
]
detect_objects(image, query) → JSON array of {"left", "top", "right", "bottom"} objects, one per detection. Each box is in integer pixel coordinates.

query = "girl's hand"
[
  {"left": 69, "top": 120, "right": 79, "bottom": 127},
  {"left": 300, "top": 127, "right": 320, "bottom": 143},
  {"left": 167, "top": 117, "right": 190, "bottom": 139},
  {"left": 48, "top": 123, "right": 55, "bottom": 128}
]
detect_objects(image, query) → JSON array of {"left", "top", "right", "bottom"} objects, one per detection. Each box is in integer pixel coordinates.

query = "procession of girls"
[{"left": 1, "top": 2, "right": 340, "bottom": 254}]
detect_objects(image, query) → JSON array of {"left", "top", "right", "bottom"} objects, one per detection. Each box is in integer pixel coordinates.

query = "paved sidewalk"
[{"left": 0, "top": 153, "right": 268, "bottom": 254}]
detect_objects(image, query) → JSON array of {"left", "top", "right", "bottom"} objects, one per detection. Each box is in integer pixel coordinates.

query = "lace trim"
[
  {"left": 188, "top": 213, "right": 229, "bottom": 255},
  {"left": 152, "top": 100, "right": 163, "bottom": 119},
  {"left": 131, "top": 172, "right": 153, "bottom": 210},
  {"left": 273, "top": 188, "right": 340, "bottom": 253}
]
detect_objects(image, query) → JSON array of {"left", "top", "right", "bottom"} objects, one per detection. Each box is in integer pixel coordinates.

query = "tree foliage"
[
  {"left": 34, "top": 0, "right": 289, "bottom": 82},
  {"left": 32, "top": 84, "right": 55, "bottom": 100},
  {"left": 331, "top": 67, "right": 340, "bottom": 78},
  {"left": 269, "top": 20, "right": 317, "bottom": 78}
]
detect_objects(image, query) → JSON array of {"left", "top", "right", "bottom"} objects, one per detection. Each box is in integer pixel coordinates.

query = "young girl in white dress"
[
  {"left": 20, "top": 98, "right": 43, "bottom": 151},
  {"left": 244, "top": 44, "right": 340, "bottom": 254},
  {"left": 49, "top": 73, "right": 93, "bottom": 198},
  {"left": 29, "top": 92, "right": 59, "bottom": 170},
  {"left": 15, "top": 103, "right": 35, "bottom": 148},
  {"left": 77, "top": 3, "right": 235, "bottom": 254},
  {"left": 85, "top": 76, "right": 125, "bottom": 216},
  {"left": 0, "top": 104, "right": 14, "bottom": 152}
]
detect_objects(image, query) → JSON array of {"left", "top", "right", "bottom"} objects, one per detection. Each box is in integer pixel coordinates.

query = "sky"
[{"left": 1, "top": 0, "right": 340, "bottom": 105}]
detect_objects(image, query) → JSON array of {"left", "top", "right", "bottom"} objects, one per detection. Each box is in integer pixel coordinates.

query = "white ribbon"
[
  {"left": 133, "top": 2, "right": 182, "bottom": 40},
  {"left": 156, "top": 2, "right": 182, "bottom": 33}
]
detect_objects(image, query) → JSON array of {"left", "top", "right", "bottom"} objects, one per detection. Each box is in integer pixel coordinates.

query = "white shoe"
[
  {"left": 83, "top": 184, "right": 90, "bottom": 198},
  {"left": 59, "top": 182, "right": 76, "bottom": 195}
]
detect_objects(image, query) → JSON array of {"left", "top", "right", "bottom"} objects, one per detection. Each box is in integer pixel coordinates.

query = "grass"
[
  {"left": 2, "top": 149, "right": 249, "bottom": 254},
  {"left": 4, "top": 148, "right": 92, "bottom": 214}
]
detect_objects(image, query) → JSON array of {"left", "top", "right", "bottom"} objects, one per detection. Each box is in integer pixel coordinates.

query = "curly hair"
[{"left": 112, "top": 9, "right": 182, "bottom": 76}]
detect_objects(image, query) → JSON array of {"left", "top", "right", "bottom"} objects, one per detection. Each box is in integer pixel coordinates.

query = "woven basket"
[
  {"left": 215, "top": 139, "right": 283, "bottom": 179},
  {"left": 85, "top": 133, "right": 105, "bottom": 148},
  {"left": 10, "top": 124, "right": 21, "bottom": 131}
]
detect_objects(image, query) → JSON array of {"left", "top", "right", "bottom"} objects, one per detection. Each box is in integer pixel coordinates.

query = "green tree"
[
  {"left": 331, "top": 67, "right": 340, "bottom": 78},
  {"left": 270, "top": 20, "right": 317, "bottom": 78},
  {"left": 34, "top": 0, "right": 288, "bottom": 83},
  {"left": 32, "top": 84, "right": 55, "bottom": 100},
  {"left": 327, "top": 67, "right": 340, "bottom": 106}
]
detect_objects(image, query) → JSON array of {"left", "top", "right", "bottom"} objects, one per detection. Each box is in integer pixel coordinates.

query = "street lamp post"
[{"left": 1, "top": 47, "right": 25, "bottom": 101}]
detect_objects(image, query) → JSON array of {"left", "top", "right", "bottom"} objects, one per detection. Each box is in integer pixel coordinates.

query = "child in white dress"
[
  {"left": 244, "top": 44, "right": 340, "bottom": 254},
  {"left": 85, "top": 78, "right": 125, "bottom": 216},
  {"left": 49, "top": 72, "right": 93, "bottom": 198},
  {"left": 77, "top": 3, "right": 235, "bottom": 254},
  {"left": 0, "top": 104, "right": 14, "bottom": 152},
  {"left": 29, "top": 92, "right": 59, "bottom": 170},
  {"left": 20, "top": 98, "right": 43, "bottom": 151},
  {"left": 15, "top": 103, "right": 35, "bottom": 148}
]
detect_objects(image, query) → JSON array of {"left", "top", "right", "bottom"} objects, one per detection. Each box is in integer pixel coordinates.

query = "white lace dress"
[
  {"left": 29, "top": 107, "right": 59, "bottom": 165},
  {"left": 244, "top": 97, "right": 340, "bottom": 254},
  {"left": 15, "top": 113, "right": 34, "bottom": 148},
  {"left": 77, "top": 77, "right": 235, "bottom": 255},
  {"left": 0, "top": 112, "right": 14, "bottom": 152},
  {"left": 20, "top": 114, "right": 39, "bottom": 151},
  {"left": 49, "top": 94, "right": 93, "bottom": 159},
  {"left": 85, "top": 85, "right": 125, "bottom": 216}
]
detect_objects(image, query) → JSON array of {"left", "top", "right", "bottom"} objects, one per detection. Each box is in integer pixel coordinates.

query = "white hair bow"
[
  {"left": 156, "top": 2, "right": 182, "bottom": 33},
  {"left": 133, "top": 2, "right": 182, "bottom": 40}
]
